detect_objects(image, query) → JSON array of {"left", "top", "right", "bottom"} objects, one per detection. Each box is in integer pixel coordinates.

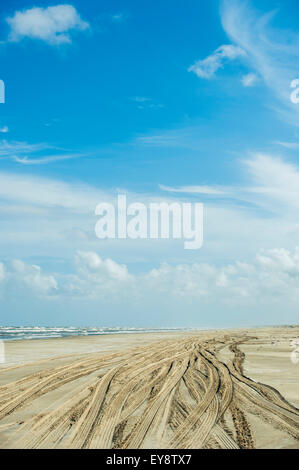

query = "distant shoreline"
[
  {"left": 0, "top": 324, "right": 297, "bottom": 342},
  {"left": 0, "top": 326, "right": 204, "bottom": 342}
]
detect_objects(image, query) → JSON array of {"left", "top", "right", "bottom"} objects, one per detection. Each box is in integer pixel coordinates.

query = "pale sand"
[{"left": 0, "top": 326, "right": 298, "bottom": 449}]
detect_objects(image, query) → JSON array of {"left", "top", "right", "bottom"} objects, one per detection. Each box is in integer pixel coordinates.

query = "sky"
[{"left": 1, "top": 0, "right": 299, "bottom": 327}]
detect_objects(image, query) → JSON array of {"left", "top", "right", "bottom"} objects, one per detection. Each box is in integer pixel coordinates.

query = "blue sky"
[{"left": 1, "top": 0, "right": 299, "bottom": 327}]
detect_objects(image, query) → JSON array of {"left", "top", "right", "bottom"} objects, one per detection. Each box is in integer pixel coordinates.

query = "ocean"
[{"left": 0, "top": 326, "right": 194, "bottom": 341}]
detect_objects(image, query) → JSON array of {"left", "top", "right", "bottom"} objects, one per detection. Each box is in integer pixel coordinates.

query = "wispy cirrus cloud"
[
  {"left": 0, "top": 139, "right": 88, "bottom": 165},
  {"left": 241, "top": 73, "right": 258, "bottom": 87},
  {"left": 0, "top": 140, "right": 48, "bottom": 156},
  {"left": 159, "top": 152, "right": 299, "bottom": 216},
  {"left": 0, "top": 171, "right": 105, "bottom": 212},
  {"left": 159, "top": 184, "right": 226, "bottom": 196},
  {"left": 111, "top": 12, "right": 128, "bottom": 23},
  {"left": 6, "top": 4, "right": 89, "bottom": 45},
  {"left": 130, "top": 96, "right": 164, "bottom": 110},
  {"left": 243, "top": 153, "right": 299, "bottom": 213},
  {"left": 188, "top": 44, "right": 245, "bottom": 79},
  {"left": 134, "top": 128, "right": 203, "bottom": 150},
  {"left": 274, "top": 141, "right": 299, "bottom": 150},
  {"left": 0, "top": 152, "right": 299, "bottom": 278},
  {"left": 220, "top": 0, "right": 299, "bottom": 124},
  {"left": 189, "top": 0, "right": 299, "bottom": 125},
  {"left": 12, "top": 153, "right": 86, "bottom": 165},
  {"left": 135, "top": 133, "right": 180, "bottom": 147}
]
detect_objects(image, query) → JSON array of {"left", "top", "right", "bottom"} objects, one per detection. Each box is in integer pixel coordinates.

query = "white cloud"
[
  {"left": 0, "top": 140, "right": 49, "bottom": 157},
  {"left": 74, "top": 251, "right": 131, "bottom": 282},
  {"left": 0, "top": 171, "right": 106, "bottom": 212},
  {"left": 2, "top": 248, "right": 299, "bottom": 313},
  {"left": 8, "top": 259, "right": 57, "bottom": 296},
  {"left": 63, "top": 252, "right": 133, "bottom": 299},
  {"left": 12, "top": 153, "right": 85, "bottom": 165},
  {"left": 131, "top": 97, "right": 164, "bottom": 110},
  {"left": 274, "top": 141, "right": 299, "bottom": 150},
  {"left": 132, "top": 97, "right": 151, "bottom": 103},
  {"left": 220, "top": 0, "right": 299, "bottom": 124},
  {"left": 241, "top": 73, "right": 258, "bottom": 87},
  {"left": 136, "top": 134, "right": 181, "bottom": 147},
  {"left": 134, "top": 128, "right": 203, "bottom": 150},
  {"left": 0, "top": 152, "right": 299, "bottom": 273},
  {"left": 0, "top": 126, "right": 9, "bottom": 133},
  {"left": 1, "top": 152, "right": 299, "bottom": 324},
  {"left": 67, "top": 245, "right": 299, "bottom": 307},
  {"left": 160, "top": 152, "right": 299, "bottom": 213},
  {"left": 188, "top": 44, "right": 245, "bottom": 79},
  {"left": 244, "top": 153, "right": 299, "bottom": 212},
  {"left": 0, "top": 139, "right": 87, "bottom": 165},
  {"left": 143, "top": 248, "right": 299, "bottom": 302},
  {"left": 111, "top": 12, "right": 127, "bottom": 23},
  {"left": 6, "top": 4, "right": 89, "bottom": 45},
  {"left": 159, "top": 184, "right": 226, "bottom": 195},
  {"left": 0, "top": 252, "right": 132, "bottom": 300}
]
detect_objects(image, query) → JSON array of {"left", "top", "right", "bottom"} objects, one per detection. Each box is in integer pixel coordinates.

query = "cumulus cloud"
[
  {"left": 0, "top": 253, "right": 132, "bottom": 301},
  {"left": 2, "top": 248, "right": 299, "bottom": 313},
  {"left": 62, "top": 251, "right": 133, "bottom": 300},
  {"left": 188, "top": 44, "right": 245, "bottom": 79},
  {"left": 144, "top": 248, "right": 299, "bottom": 303},
  {"left": 75, "top": 251, "right": 131, "bottom": 282},
  {"left": 68, "top": 246, "right": 299, "bottom": 307},
  {"left": 0, "top": 126, "right": 9, "bottom": 134},
  {"left": 6, "top": 4, "right": 89, "bottom": 45},
  {"left": 5, "top": 259, "right": 58, "bottom": 296}
]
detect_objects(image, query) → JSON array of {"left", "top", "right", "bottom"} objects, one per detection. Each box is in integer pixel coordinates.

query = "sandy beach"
[{"left": 0, "top": 326, "right": 298, "bottom": 449}]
